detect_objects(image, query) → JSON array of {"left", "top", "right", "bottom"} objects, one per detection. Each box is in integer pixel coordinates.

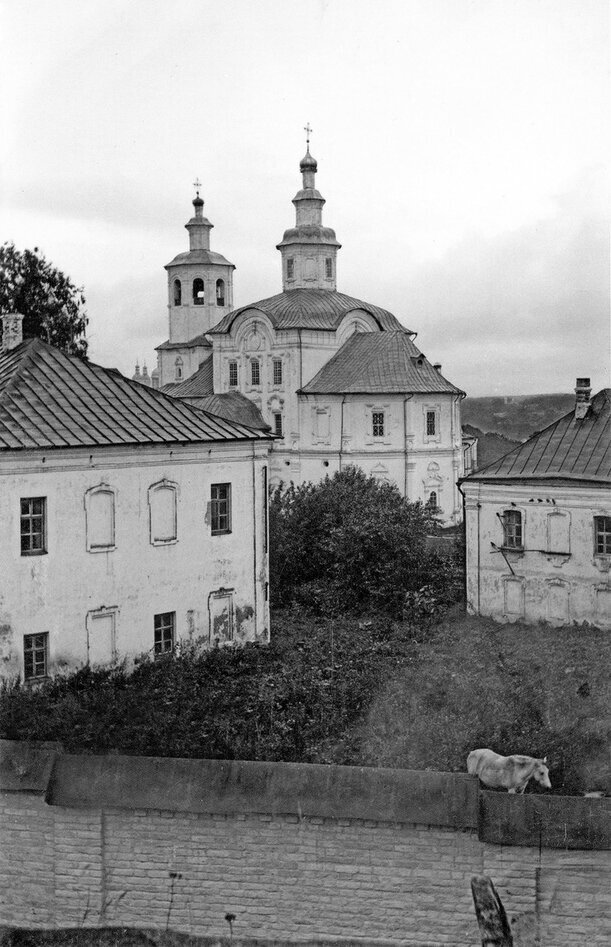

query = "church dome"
[{"left": 299, "top": 149, "right": 317, "bottom": 172}]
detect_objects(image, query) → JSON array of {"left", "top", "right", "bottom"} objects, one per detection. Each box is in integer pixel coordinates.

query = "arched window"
[
  {"left": 173, "top": 279, "right": 182, "bottom": 306},
  {"left": 85, "top": 484, "right": 116, "bottom": 552},
  {"left": 148, "top": 480, "right": 178, "bottom": 544},
  {"left": 174, "top": 357, "right": 183, "bottom": 381},
  {"left": 193, "top": 278, "right": 204, "bottom": 305},
  {"left": 426, "top": 491, "right": 438, "bottom": 511},
  {"left": 216, "top": 279, "right": 225, "bottom": 306}
]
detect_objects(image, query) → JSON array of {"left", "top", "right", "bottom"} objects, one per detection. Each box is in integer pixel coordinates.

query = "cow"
[{"left": 467, "top": 748, "right": 551, "bottom": 793}]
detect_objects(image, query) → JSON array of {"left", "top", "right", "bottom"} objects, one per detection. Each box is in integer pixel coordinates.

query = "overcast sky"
[{"left": 2, "top": 0, "right": 609, "bottom": 395}]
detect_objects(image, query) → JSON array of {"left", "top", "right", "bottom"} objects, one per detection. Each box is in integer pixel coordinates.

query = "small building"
[
  {"left": 0, "top": 315, "right": 272, "bottom": 683},
  {"left": 460, "top": 379, "right": 611, "bottom": 629}
]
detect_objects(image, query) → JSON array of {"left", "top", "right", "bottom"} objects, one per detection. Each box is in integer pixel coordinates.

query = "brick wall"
[{"left": 1, "top": 742, "right": 609, "bottom": 946}]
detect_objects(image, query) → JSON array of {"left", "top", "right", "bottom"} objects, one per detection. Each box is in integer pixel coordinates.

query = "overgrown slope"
[{"left": 1, "top": 611, "right": 608, "bottom": 795}]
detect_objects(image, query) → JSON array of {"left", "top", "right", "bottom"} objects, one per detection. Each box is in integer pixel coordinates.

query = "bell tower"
[
  {"left": 276, "top": 125, "right": 341, "bottom": 292},
  {"left": 156, "top": 182, "right": 236, "bottom": 388}
]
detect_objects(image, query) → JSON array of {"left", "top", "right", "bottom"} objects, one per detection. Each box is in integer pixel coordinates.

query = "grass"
[{"left": 1, "top": 610, "right": 609, "bottom": 795}]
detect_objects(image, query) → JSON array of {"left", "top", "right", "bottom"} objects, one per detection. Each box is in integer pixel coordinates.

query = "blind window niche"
[
  {"left": 85, "top": 486, "right": 115, "bottom": 552},
  {"left": 148, "top": 481, "right": 178, "bottom": 544}
]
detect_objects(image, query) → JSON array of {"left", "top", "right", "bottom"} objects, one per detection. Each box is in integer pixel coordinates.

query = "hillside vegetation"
[
  {"left": 462, "top": 423, "right": 520, "bottom": 469},
  {"left": 462, "top": 393, "right": 574, "bottom": 441},
  {"left": 1, "top": 610, "right": 608, "bottom": 796}
]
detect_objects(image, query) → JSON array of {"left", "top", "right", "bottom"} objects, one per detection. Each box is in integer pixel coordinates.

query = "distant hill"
[
  {"left": 462, "top": 393, "right": 575, "bottom": 442},
  {"left": 462, "top": 424, "right": 521, "bottom": 469}
]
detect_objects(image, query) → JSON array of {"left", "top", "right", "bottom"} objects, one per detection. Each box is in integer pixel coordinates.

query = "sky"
[{"left": 1, "top": 0, "right": 609, "bottom": 396}]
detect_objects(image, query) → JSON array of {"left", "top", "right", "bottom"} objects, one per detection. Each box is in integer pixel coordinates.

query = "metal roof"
[
  {"left": 0, "top": 339, "right": 271, "bottom": 451},
  {"left": 165, "top": 249, "right": 235, "bottom": 269},
  {"left": 163, "top": 355, "right": 214, "bottom": 397},
  {"left": 462, "top": 389, "right": 611, "bottom": 485},
  {"left": 208, "top": 288, "right": 411, "bottom": 335},
  {"left": 163, "top": 358, "right": 269, "bottom": 430},
  {"left": 155, "top": 332, "right": 212, "bottom": 352},
  {"left": 299, "top": 331, "right": 464, "bottom": 395}
]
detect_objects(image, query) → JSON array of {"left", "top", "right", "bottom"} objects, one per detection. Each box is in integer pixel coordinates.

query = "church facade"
[{"left": 151, "top": 147, "right": 468, "bottom": 524}]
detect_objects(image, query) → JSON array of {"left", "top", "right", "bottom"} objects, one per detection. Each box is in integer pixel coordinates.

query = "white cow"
[{"left": 467, "top": 748, "right": 551, "bottom": 794}]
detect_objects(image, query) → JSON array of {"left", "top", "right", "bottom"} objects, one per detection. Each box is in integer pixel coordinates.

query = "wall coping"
[{"left": 2, "top": 740, "right": 609, "bottom": 849}]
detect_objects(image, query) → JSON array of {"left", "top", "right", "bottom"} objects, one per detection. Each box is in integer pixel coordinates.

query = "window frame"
[
  {"left": 594, "top": 515, "right": 611, "bottom": 556},
  {"left": 211, "top": 483, "right": 232, "bottom": 535},
  {"left": 272, "top": 358, "right": 283, "bottom": 386},
  {"left": 20, "top": 497, "right": 47, "bottom": 557},
  {"left": 228, "top": 360, "right": 238, "bottom": 388},
  {"left": 84, "top": 484, "right": 116, "bottom": 553},
  {"left": 325, "top": 258, "right": 333, "bottom": 278},
  {"left": 23, "top": 632, "right": 48, "bottom": 681},
  {"left": 426, "top": 410, "right": 436, "bottom": 437},
  {"left": 154, "top": 611, "right": 176, "bottom": 658},
  {"left": 148, "top": 480, "right": 178, "bottom": 545},
  {"left": 501, "top": 509, "right": 523, "bottom": 550},
  {"left": 273, "top": 412, "right": 283, "bottom": 438},
  {"left": 372, "top": 411, "right": 385, "bottom": 438},
  {"left": 250, "top": 359, "right": 260, "bottom": 387},
  {"left": 286, "top": 258, "right": 294, "bottom": 280},
  {"left": 173, "top": 279, "right": 182, "bottom": 306}
]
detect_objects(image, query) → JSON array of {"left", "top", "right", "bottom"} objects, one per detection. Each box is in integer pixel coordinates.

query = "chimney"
[
  {"left": 1, "top": 313, "right": 24, "bottom": 352},
  {"left": 433, "top": 362, "right": 442, "bottom": 373},
  {"left": 574, "top": 377, "right": 591, "bottom": 419}
]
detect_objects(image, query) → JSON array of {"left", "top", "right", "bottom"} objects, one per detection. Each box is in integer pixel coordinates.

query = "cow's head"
[{"left": 533, "top": 758, "right": 551, "bottom": 789}]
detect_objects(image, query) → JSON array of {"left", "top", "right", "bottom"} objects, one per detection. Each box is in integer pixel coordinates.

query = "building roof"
[
  {"left": 0, "top": 338, "right": 271, "bottom": 451},
  {"left": 208, "top": 288, "right": 411, "bottom": 335},
  {"left": 162, "top": 357, "right": 269, "bottom": 430},
  {"left": 155, "top": 332, "right": 212, "bottom": 352},
  {"left": 162, "top": 355, "right": 214, "bottom": 397},
  {"left": 462, "top": 388, "right": 611, "bottom": 485},
  {"left": 165, "top": 249, "right": 235, "bottom": 269},
  {"left": 299, "top": 331, "right": 464, "bottom": 396}
]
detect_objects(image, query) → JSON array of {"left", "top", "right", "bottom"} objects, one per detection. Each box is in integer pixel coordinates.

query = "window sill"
[
  {"left": 21, "top": 549, "right": 47, "bottom": 557},
  {"left": 211, "top": 529, "right": 232, "bottom": 537},
  {"left": 150, "top": 539, "right": 178, "bottom": 547},
  {"left": 87, "top": 545, "right": 117, "bottom": 554}
]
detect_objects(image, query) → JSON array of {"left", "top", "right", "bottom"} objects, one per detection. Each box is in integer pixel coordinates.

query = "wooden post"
[{"left": 471, "top": 875, "right": 514, "bottom": 946}]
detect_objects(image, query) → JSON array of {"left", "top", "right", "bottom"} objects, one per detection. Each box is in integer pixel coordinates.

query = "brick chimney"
[
  {"left": 1, "top": 313, "right": 24, "bottom": 353},
  {"left": 574, "top": 377, "right": 591, "bottom": 420},
  {"left": 433, "top": 363, "right": 442, "bottom": 373}
]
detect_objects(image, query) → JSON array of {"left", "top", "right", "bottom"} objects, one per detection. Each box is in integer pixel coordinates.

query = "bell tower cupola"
[{"left": 276, "top": 125, "right": 341, "bottom": 292}]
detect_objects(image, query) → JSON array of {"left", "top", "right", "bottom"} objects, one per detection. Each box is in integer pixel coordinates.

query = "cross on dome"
[
  {"left": 304, "top": 123, "right": 312, "bottom": 148},
  {"left": 193, "top": 177, "right": 202, "bottom": 197}
]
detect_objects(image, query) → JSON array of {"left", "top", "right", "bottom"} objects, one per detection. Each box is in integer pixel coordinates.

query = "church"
[{"left": 145, "top": 140, "right": 470, "bottom": 524}]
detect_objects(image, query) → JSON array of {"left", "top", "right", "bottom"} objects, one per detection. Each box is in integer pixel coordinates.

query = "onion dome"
[{"left": 300, "top": 148, "right": 317, "bottom": 173}]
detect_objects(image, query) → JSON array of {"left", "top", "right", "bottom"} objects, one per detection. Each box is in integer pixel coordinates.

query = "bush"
[{"left": 269, "top": 467, "right": 460, "bottom": 617}]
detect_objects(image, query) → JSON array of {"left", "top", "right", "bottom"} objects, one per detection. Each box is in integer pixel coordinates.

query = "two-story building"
[
  {"left": 0, "top": 314, "right": 272, "bottom": 682},
  {"left": 460, "top": 379, "right": 611, "bottom": 629}
]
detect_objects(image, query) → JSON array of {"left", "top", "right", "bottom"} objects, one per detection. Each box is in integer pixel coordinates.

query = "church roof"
[
  {"left": 0, "top": 339, "right": 271, "bottom": 451},
  {"left": 162, "top": 355, "right": 214, "bottom": 397},
  {"left": 155, "top": 332, "right": 212, "bottom": 352},
  {"left": 462, "top": 388, "right": 611, "bottom": 485},
  {"left": 165, "top": 249, "right": 235, "bottom": 269},
  {"left": 162, "top": 356, "right": 268, "bottom": 430},
  {"left": 208, "top": 288, "right": 411, "bottom": 335},
  {"left": 299, "top": 331, "right": 463, "bottom": 395}
]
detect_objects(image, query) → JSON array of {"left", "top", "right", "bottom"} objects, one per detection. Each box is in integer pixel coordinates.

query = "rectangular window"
[
  {"left": 426, "top": 410, "right": 436, "bottom": 436},
  {"left": 211, "top": 483, "right": 232, "bottom": 535},
  {"left": 287, "top": 259, "right": 294, "bottom": 279},
  {"left": 325, "top": 258, "right": 333, "bottom": 278},
  {"left": 273, "top": 413, "right": 283, "bottom": 437},
  {"left": 228, "top": 361, "right": 238, "bottom": 387},
  {"left": 251, "top": 360, "right": 260, "bottom": 386},
  {"left": 20, "top": 497, "right": 46, "bottom": 556},
  {"left": 372, "top": 411, "right": 385, "bottom": 438},
  {"left": 154, "top": 612, "right": 175, "bottom": 657},
  {"left": 502, "top": 510, "right": 523, "bottom": 549},
  {"left": 273, "top": 359, "right": 283, "bottom": 386},
  {"left": 24, "top": 632, "right": 48, "bottom": 681},
  {"left": 594, "top": 515, "right": 611, "bottom": 555}
]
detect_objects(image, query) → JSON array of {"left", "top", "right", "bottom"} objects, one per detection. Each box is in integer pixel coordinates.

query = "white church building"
[{"left": 149, "top": 144, "right": 468, "bottom": 524}]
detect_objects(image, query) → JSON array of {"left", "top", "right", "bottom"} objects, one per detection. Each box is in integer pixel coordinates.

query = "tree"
[
  {"left": 269, "top": 466, "right": 443, "bottom": 616},
  {"left": 0, "top": 242, "right": 88, "bottom": 356}
]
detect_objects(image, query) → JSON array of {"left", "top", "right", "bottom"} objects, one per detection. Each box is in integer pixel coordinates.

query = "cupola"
[{"left": 276, "top": 125, "right": 341, "bottom": 292}]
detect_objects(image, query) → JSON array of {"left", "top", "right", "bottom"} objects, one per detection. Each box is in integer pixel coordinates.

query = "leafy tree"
[
  {"left": 0, "top": 242, "right": 88, "bottom": 356},
  {"left": 269, "top": 466, "right": 440, "bottom": 615}
]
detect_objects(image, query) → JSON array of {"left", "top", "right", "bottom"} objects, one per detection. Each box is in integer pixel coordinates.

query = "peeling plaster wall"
[{"left": 0, "top": 442, "right": 270, "bottom": 680}]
